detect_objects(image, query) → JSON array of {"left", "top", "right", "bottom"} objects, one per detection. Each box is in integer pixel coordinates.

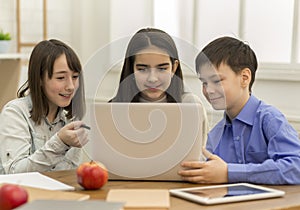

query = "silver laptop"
[{"left": 88, "top": 103, "right": 206, "bottom": 181}]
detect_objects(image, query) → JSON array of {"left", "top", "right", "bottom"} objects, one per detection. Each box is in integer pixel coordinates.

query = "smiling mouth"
[
  {"left": 59, "top": 93, "right": 72, "bottom": 98},
  {"left": 209, "top": 96, "right": 222, "bottom": 102}
]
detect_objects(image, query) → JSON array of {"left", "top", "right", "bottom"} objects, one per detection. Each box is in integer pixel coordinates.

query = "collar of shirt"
[
  {"left": 233, "top": 95, "right": 260, "bottom": 126},
  {"left": 44, "top": 108, "right": 67, "bottom": 127},
  {"left": 208, "top": 95, "right": 261, "bottom": 152}
]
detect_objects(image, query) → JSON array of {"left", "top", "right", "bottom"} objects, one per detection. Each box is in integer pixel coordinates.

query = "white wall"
[
  {"left": 71, "top": 0, "right": 154, "bottom": 64},
  {"left": 70, "top": 0, "right": 110, "bottom": 63}
]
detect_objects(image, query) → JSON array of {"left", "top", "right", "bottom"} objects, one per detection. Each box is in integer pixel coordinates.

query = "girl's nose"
[
  {"left": 65, "top": 77, "right": 75, "bottom": 91},
  {"left": 147, "top": 69, "right": 158, "bottom": 83}
]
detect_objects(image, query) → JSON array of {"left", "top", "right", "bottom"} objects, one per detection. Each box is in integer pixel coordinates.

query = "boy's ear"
[{"left": 240, "top": 68, "right": 251, "bottom": 88}]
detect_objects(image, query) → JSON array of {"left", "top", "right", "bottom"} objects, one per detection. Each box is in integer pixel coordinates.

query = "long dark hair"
[
  {"left": 18, "top": 39, "right": 85, "bottom": 124},
  {"left": 111, "top": 28, "right": 184, "bottom": 102}
]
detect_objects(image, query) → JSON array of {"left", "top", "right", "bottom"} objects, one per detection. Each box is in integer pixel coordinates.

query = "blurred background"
[{"left": 0, "top": 0, "right": 299, "bottom": 133}]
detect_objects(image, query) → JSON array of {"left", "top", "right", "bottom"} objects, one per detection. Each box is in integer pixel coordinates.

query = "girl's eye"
[
  {"left": 137, "top": 68, "right": 147, "bottom": 72},
  {"left": 73, "top": 74, "right": 79, "bottom": 79},
  {"left": 56, "top": 77, "right": 65, "bottom": 80},
  {"left": 158, "top": 67, "right": 167, "bottom": 71}
]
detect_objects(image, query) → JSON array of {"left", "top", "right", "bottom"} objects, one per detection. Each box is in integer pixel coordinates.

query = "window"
[
  {"left": 244, "top": 0, "right": 294, "bottom": 63},
  {"left": 154, "top": 0, "right": 300, "bottom": 79}
]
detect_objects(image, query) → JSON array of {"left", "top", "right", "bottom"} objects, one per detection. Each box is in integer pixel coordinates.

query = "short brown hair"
[{"left": 195, "top": 36, "right": 257, "bottom": 92}]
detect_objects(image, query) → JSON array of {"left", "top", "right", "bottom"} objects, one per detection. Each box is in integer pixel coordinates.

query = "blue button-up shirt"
[{"left": 206, "top": 95, "right": 300, "bottom": 184}]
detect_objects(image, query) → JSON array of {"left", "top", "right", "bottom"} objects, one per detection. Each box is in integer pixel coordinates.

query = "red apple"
[
  {"left": 0, "top": 184, "right": 28, "bottom": 210},
  {"left": 76, "top": 160, "right": 108, "bottom": 190}
]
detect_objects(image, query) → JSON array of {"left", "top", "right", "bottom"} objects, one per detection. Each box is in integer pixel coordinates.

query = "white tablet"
[{"left": 169, "top": 183, "right": 285, "bottom": 205}]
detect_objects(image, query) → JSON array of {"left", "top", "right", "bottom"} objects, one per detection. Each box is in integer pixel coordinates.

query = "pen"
[{"left": 80, "top": 124, "right": 91, "bottom": 130}]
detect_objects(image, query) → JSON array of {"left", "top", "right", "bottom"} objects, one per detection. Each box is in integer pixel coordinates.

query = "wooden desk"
[
  {"left": 42, "top": 170, "right": 300, "bottom": 210},
  {"left": 0, "top": 53, "right": 23, "bottom": 110}
]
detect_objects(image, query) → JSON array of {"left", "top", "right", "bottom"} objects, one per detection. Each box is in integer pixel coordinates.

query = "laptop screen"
[{"left": 87, "top": 103, "right": 206, "bottom": 181}]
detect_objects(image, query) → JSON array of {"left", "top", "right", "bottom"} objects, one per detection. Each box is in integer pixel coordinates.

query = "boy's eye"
[
  {"left": 56, "top": 76, "right": 65, "bottom": 80},
  {"left": 213, "top": 79, "right": 223, "bottom": 84}
]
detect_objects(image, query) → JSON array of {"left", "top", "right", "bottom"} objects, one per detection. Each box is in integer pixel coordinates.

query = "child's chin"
[
  {"left": 211, "top": 104, "right": 225, "bottom": 110},
  {"left": 59, "top": 102, "right": 72, "bottom": 108}
]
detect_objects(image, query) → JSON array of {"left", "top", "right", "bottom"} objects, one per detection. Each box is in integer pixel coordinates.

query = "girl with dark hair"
[
  {"left": 0, "top": 39, "right": 88, "bottom": 174},
  {"left": 110, "top": 28, "right": 201, "bottom": 103}
]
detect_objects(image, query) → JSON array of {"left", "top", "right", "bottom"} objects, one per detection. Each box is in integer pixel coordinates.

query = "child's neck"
[
  {"left": 47, "top": 107, "right": 59, "bottom": 123},
  {"left": 226, "top": 93, "right": 250, "bottom": 120}
]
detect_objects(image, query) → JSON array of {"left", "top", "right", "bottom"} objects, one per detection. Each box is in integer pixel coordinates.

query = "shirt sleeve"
[
  {"left": 53, "top": 147, "right": 83, "bottom": 171},
  {"left": 0, "top": 103, "right": 79, "bottom": 174},
  {"left": 227, "top": 112, "right": 300, "bottom": 184}
]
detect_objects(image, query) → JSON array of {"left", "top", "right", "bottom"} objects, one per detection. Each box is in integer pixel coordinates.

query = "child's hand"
[
  {"left": 57, "top": 121, "right": 89, "bottom": 148},
  {"left": 178, "top": 147, "right": 228, "bottom": 184}
]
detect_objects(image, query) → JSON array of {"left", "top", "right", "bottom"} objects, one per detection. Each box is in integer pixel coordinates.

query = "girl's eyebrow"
[
  {"left": 135, "top": 63, "right": 170, "bottom": 67},
  {"left": 53, "top": 70, "right": 68, "bottom": 74},
  {"left": 135, "top": 64, "right": 148, "bottom": 67},
  {"left": 157, "top": 63, "right": 170, "bottom": 67},
  {"left": 53, "top": 70, "right": 80, "bottom": 74}
]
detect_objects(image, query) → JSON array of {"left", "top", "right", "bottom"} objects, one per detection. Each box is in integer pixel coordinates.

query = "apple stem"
[{"left": 82, "top": 147, "right": 93, "bottom": 162}]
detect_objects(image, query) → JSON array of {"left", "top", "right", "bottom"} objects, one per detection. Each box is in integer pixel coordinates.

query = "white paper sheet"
[{"left": 0, "top": 172, "right": 74, "bottom": 190}]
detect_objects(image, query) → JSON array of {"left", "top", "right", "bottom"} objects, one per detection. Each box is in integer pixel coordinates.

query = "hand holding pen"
[{"left": 57, "top": 121, "right": 89, "bottom": 148}]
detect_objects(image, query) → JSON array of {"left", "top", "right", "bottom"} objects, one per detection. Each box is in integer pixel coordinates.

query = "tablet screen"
[
  {"left": 184, "top": 185, "right": 269, "bottom": 199},
  {"left": 170, "top": 183, "right": 285, "bottom": 205}
]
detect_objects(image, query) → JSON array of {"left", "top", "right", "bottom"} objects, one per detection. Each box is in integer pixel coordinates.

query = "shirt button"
[
  {"left": 238, "top": 160, "right": 242, "bottom": 163},
  {"left": 235, "top": 136, "right": 240, "bottom": 140}
]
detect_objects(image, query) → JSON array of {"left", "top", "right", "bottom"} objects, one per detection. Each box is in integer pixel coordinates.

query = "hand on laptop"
[{"left": 178, "top": 147, "right": 228, "bottom": 184}]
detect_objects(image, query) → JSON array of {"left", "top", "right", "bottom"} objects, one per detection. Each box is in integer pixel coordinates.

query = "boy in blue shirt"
[{"left": 179, "top": 36, "right": 300, "bottom": 184}]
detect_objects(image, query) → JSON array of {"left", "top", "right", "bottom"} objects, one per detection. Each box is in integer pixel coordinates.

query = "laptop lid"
[{"left": 88, "top": 103, "right": 206, "bottom": 181}]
